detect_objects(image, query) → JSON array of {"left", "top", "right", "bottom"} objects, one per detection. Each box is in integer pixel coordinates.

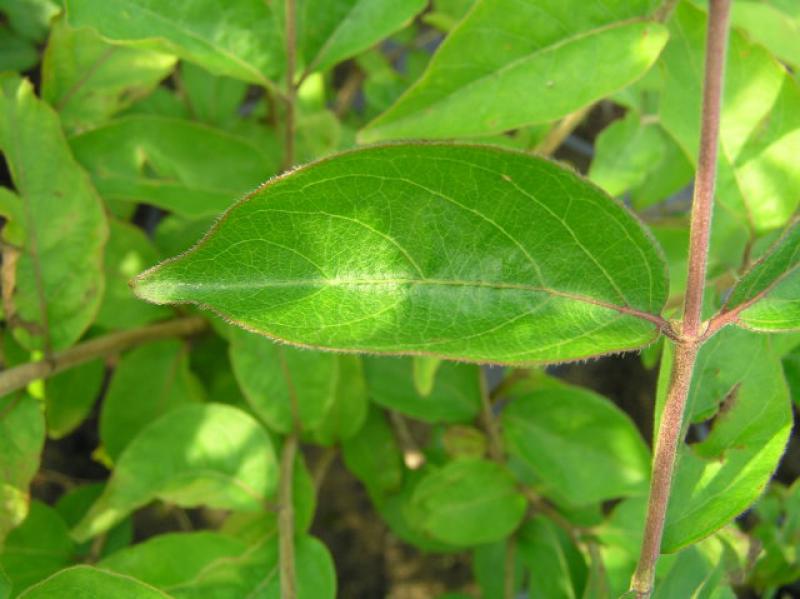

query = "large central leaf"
[{"left": 134, "top": 144, "right": 668, "bottom": 365}]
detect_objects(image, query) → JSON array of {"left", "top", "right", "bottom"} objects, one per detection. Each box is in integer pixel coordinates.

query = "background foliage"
[{"left": 0, "top": 0, "right": 799, "bottom": 597}]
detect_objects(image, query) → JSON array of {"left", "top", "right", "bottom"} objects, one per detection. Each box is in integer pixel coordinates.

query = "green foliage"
[{"left": 2, "top": 0, "right": 799, "bottom": 596}]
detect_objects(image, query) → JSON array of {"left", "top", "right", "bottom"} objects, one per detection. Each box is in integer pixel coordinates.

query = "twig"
[
  {"left": 479, "top": 369, "right": 504, "bottom": 462},
  {"left": 278, "top": 433, "right": 298, "bottom": 599},
  {"left": 0, "top": 316, "right": 207, "bottom": 396},
  {"left": 389, "top": 411, "right": 425, "bottom": 469},
  {"left": 630, "top": 2, "right": 731, "bottom": 596},
  {"left": 281, "top": 0, "right": 297, "bottom": 172},
  {"left": 311, "top": 446, "right": 338, "bottom": 490},
  {"left": 504, "top": 534, "right": 517, "bottom": 599},
  {"left": 534, "top": 105, "right": 591, "bottom": 156}
]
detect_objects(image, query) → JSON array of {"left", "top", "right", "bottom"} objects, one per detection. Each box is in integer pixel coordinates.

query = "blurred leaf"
[
  {"left": 341, "top": 406, "right": 405, "bottom": 497},
  {"left": 650, "top": 224, "right": 690, "bottom": 303},
  {"left": 310, "top": 355, "right": 368, "bottom": 445},
  {"left": 44, "top": 357, "right": 104, "bottom": 439},
  {"left": 99, "top": 531, "right": 247, "bottom": 587},
  {"left": 409, "top": 458, "right": 526, "bottom": 546},
  {"left": 660, "top": 2, "right": 800, "bottom": 235},
  {"left": 229, "top": 327, "right": 365, "bottom": 437},
  {"left": 502, "top": 379, "right": 650, "bottom": 505},
  {"left": 0, "top": 502, "right": 75, "bottom": 596},
  {"left": 153, "top": 215, "right": 215, "bottom": 259},
  {"left": 0, "top": 394, "right": 45, "bottom": 544},
  {"left": 359, "top": 0, "right": 667, "bottom": 141},
  {"left": 442, "top": 424, "right": 487, "bottom": 459},
  {"left": 365, "top": 357, "right": 481, "bottom": 423},
  {"left": 133, "top": 144, "right": 668, "bottom": 365},
  {"left": 55, "top": 483, "right": 133, "bottom": 559},
  {"left": 590, "top": 111, "right": 665, "bottom": 198},
  {"left": 100, "top": 339, "right": 204, "bottom": 461},
  {"left": 518, "top": 516, "right": 587, "bottom": 598},
  {"left": 297, "top": 0, "right": 426, "bottom": 76},
  {"left": 424, "top": 0, "right": 476, "bottom": 32},
  {"left": 17, "top": 566, "right": 169, "bottom": 598},
  {"left": 661, "top": 329, "right": 793, "bottom": 552},
  {"left": 41, "top": 17, "right": 176, "bottom": 133},
  {"left": 0, "top": 74, "right": 107, "bottom": 352},
  {"left": 66, "top": 0, "right": 283, "bottom": 88},
  {"left": 96, "top": 219, "right": 172, "bottom": 330},
  {"left": 730, "top": 0, "right": 800, "bottom": 70},
  {"left": 724, "top": 218, "right": 800, "bottom": 332},
  {"left": 70, "top": 115, "right": 277, "bottom": 219},
  {"left": 180, "top": 62, "right": 248, "bottom": 128},
  {"left": 412, "top": 356, "right": 442, "bottom": 397},
  {"left": 751, "top": 479, "right": 800, "bottom": 588},
  {"left": 295, "top": 109, "right": 342, "bottom": 164},
  {"left": 0, "top": 26, "right": 38, "bottom": 72},
  {"left": 0, "top": 0, "right": 59, "bottom": 42},
  {"left": 73, "top": 403, "right": 278, "bottom": 541}
]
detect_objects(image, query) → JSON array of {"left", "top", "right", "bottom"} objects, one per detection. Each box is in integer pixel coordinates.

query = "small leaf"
[
  {"left": 409, "top": 458, "right": 526, "bottom": 546},
  {"left": 298, "top": 0, "right": 426, "bottom": 75},
  {"left": 73, "top": 403, "right": 278, "bottom": 541},
  {"left": 0, "top": 394, "right": 45, "bottom": 544},
  {"left": 723, "top": 218, "right": 800, "bottom": 332},
  {"left": 41, "top": 16, "right": 176, "bottom": 132},
  {"left": 412, "top": 356, "right": 442, "bottom": 397},
  {"left": 365, "top": 357, "right": 481, "bottom": 423},
  {"left": 0, "top": 74, "right": 107, "bottom": 351},
  {"left": 517, "top": 516, "right": 587, "bottom": 598},
  {"left": 661, "top": 329, "right": 793, "bottom": 552},
  {"left": 100, "top": 339, "right": 204, "bottom": 461},
  {"left": 17, "top": 566, "right": 170, "bottom": 599},
  {"left": 65, "top": 0, "right": 283, "bottom": 88},
  {"left": 95, "top": 219, "right": 172, "bottom": 330},
  {"left": 134, "top": 144, "right": 668, "bottom": 365},
  {"left": 502, "top": 379, "right": 650, "bottom": 505},
  {"left": 70, "top": 115, "right": 278, "bottom": 219},
  {"left": 0, "top": 26, "right": 39, "bottom": 72},
  {"left": 0, "top": 502, "right": 75, "bottom": 595},
  {"left": 45, "top": 358, "right": 104, "bottom": 439},
  {"left": 341, "top": 406, "right": 405, "bottom": 497},
  {"left": 180, "top": 62, "right": 248, "bottom": 128},
  {"left": 359, "top": 0, "right": 667, "bottom": 141}
]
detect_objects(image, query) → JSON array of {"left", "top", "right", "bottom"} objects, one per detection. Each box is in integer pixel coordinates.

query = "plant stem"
[
  {"left": 0, "top": 316, "right": 207, "bottom": 396},
  {"left": 479, "top": 369, "right": 504, "bottom": 462},
  {"left": 630, "top": 1, "right": 731, "bottom": 596},
  {"left": 534, "top": 106, "right": 591, "bottom": 156},
  {"left": 278, "top": 433, "right": 298, "bottom": 599},
  {"left": 281, "top": 0, "right": 297, "bottom": 171}
]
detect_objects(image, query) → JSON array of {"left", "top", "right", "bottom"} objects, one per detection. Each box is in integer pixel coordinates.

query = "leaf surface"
[
  {"left": 661, "top": 329, "right": 793, "bottom": 552},
  {"left": 502, "top": 380, "right": 650, "bottom": 505},
  {"left": 70, "top": 115, "right": 278, "bottom": 219},
  {"left": 18, "top": 566, "right": 170, "bottom": 599},
  {"left": 73, "top": 403, "right": 278, "bottom": 541},
  {"left": 134, "top": 144, "right": 668, "bottom": 365},
  {"left": 0, "top": 74, "right": 107, "bottom": 351},
  {"left": 65, "top": 0, "right": 283, "bottom": 88},
  {"left": 723, "top": 218, "right": 800, "bottom": 332},
  {"left": 359, "top": 0, "right": 667, "bottom": 141}
]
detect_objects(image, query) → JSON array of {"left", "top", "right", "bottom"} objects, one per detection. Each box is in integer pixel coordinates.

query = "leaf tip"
[{"left": 130, "top": 264, "right": 179, "bottom": 306}]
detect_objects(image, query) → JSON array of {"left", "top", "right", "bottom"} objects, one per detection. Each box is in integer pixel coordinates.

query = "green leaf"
[
  {"left": 0, "top": 394, "right": 45, "bottom": 544},
  {"left": 70, "top": 115, "right": 278, "bottom": 219},
  {"left": 228, "top": 327, "right": 365, "bottom": 436},
  {"left": 17, "top": 566, "right": 170, "bottom": 599},
  {"left": 358, "top": 0, "right": 667, "bottom": 141},
  {"left": 96, "top": 219, "right": 172, "bottom": 330},
  {"left": 0, "top": 74, "right": 107, "bottom": 352},
  {"left": 501, "top": 379, "right": 650, "bottom": 505},
  {"left": 409, "top": 458, "right": 526, "bottom": 546},
  {"left": 41, "top": 16, "right": 176, "bottom": 133},
  {"left": 0, "top": 502, "right": 75, "bottom": 595},
  {"left": 365, "top": 357, "right": 480, "bottom": 423},
  {"left": 65, "top": 0, "right": 283, "bottom": 88},
  {"left": 0, "top": 26, "right": 39, "bottom": 72},
  {"left": 180, "top": 62, "right": 248, "bottom": 128},
  {"left": 412, "top": 356, "right": 442, "bottom": 397},
  {"left": 0, "top": 0, "right": 59, "bottom": 42},
  {"left": 99, "top": 531, "right": 247, "bottom": 588},
  {"left": 660, "top": 2, "right": 800, "bottom": 234},
  {"left": 133, "top": 144, "right": 668, "bottom": 365},
  {"left": 309, "top": 355, "right": 368, "bottom": 445},
  {"left": 73, "top": 403, "right": 278, "bottom": 541},
  {"left": 661, "top": 329, "right": 793, "bottom": 552},
  {"left": 517, "top": 515, "right": 587, "bottom": 598},
  {"left": 730, "top": 0, "right": 800, "bottom": 70},
  {"left": 100, "top": 339, "right": 204, "bottom": 461},
  {"left": 297, "top": 0, "right": 426, "bottom": 76},
  {"left": 341, "top": 406, "right": 405, "bottom": 497},
  {"left": 44, "top": 357, "right": 104, "bottom": 439},
  {"left": 723, "top": 218, "right": 800, "bottom": 332},
  {"left": 589, "top": 111, "right": 667, "bottom": 197}
]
